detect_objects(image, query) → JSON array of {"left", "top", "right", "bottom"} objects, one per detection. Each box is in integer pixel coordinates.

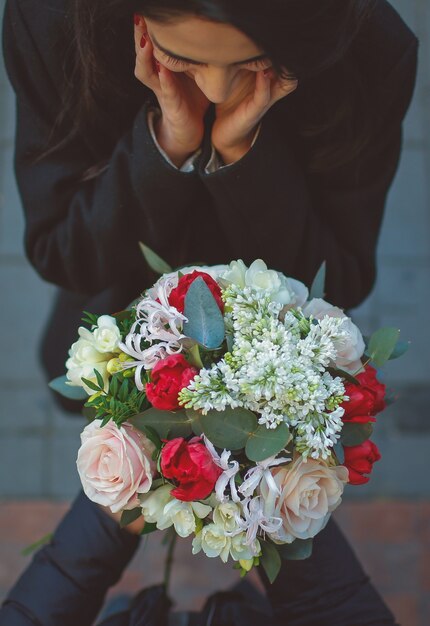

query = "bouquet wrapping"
[{"left": 51, "top": 254, "right": 406, "bottom": 582}]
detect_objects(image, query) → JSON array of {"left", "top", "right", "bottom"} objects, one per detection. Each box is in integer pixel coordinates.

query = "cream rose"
[
  {"left": 261, "top": 455, "right": 348, "bottom": 543},
  {"left": 192, "top": 523, "right": 231, "bottom": 562},
  {"left": 92, "top": 315, "right": 121, "bottom": 353},
  {"left": 77, "top": 420, "right": 156, "bottom": 513},
  {"left": 302, "top": 298, "right": 365, "bottom": 373}
]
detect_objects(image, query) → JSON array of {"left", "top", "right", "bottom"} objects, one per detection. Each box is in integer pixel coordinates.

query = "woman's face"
[{"left": 144, "top": 16, "right": 273, "bottom": 103}]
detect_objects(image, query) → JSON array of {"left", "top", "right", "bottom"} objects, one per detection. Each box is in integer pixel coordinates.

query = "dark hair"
[{"left": 41, "top": 0, "right": 376, "bottom": 176}]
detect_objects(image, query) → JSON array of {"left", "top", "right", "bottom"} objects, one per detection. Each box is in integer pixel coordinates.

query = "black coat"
[
  {"left": 2, "top": 0, "right": 418, "bottom": 386},
  {"left": 0, "top": 492, "right": 399, "bottom": 626}
]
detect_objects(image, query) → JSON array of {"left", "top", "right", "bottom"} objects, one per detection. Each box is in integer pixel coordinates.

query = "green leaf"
[
  {"left": 187, "top": 343, "right": 204, "bottom": 369},
  {"left": 183, "top": 277, "right": 225, "bottom": 349},
  {"left": 333, "top": 441, "right": 345, "bottom": 464},
  {"left": 109, "top": 375, "right": 119, "bottom": 397},
  {"left": 186, "top": 408, "right": 204, "bottom": 436},
  {"left": 82, "top": 406, "right": 98, "bottom": 421},
  {"left": 366, "top": 327, "right": 400, "bottom": 367},
  {"left": 340, "top": 422, "right": 373, "bottom": 447},
  {"left": 81, "top": 377, "right": 101, "bottom": 393},
  {"left": 21, "top": 533, "right": 53, "bottom": 557},
  {"left": 200, "top": 408, "right": 257, "bottom": 450},
  {"left": 139, "top": 242, "right": 172, "bottom": 275},
  {"left": 118, "top": 379, "right": 129, "bottom": 403},
  {"left": 328, "top": 367, "right": 360, "bottom": 386},
  {"left": 130, "top": 408, "right": 192, "bottom": 439},
  {"left": 260, "top": 541, "right": 282, "bottom": 583},
  {"left": 113, "top": 309, "right": 133, "bottom": 322},
  {"left": 245, "top": 423, "right": 290, "bottom": 462},
  {"left": 120, "top": 507, "right": 142, "bottom": 528},
  {"left": 140, "top": 521, "right": 158, "bottom": 535},
  {"left": 309, "top": 261, "right": 326, "bottom": 300},
  {"left": 49, "top": 375, "right": 88, "bottom": 400},
  {"left": 278, "top": 538, "right": 313, "bottom": 561},
  {"left": 94, "top": 368, "right": 105, "bottom": 390},
  {"left": 388, "top": 340, "right": 410, "bottom": 360},
  {"left": 139, "top": 424, "right": 162, "bottom": 450}
]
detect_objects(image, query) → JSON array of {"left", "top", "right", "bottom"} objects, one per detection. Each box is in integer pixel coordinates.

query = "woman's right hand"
[{"left": 134, "top": 17, "right": 210, "bottom": 167}]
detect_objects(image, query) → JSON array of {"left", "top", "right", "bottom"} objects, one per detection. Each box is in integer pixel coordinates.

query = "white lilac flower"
[{"left": 180, "top": 284, "right": 346, "bottom": 459}]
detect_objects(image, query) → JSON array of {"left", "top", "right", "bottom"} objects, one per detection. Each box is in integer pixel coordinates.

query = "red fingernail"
[
  {"left": 263, "top": 68, "right": 271, "bottom": 76},
  {"left": 134, "top": 14, "right": 140, "bottom": 26},
  {"left": 140, "top": 34, "right": 146, "bottom": 48}
]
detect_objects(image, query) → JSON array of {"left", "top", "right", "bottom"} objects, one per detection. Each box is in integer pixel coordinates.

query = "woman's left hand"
[{"left": 211, "top": 69, "right": 298, "bottom": 164}]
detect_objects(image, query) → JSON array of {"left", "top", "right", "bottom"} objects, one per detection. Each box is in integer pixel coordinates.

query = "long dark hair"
[{"left": 41, "top": 0, "right": 377, "bottom": 176}]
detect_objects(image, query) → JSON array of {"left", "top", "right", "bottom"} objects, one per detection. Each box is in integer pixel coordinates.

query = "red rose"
[
  {"left": 169, "top": 271, "right": 224, "bottom": 313},
  {"left": 343, "top": 440, "right": 381, "bottom": 485},
  {"left": 161, "top": 437, "right": 222, "bottom": 501},
  {"left": 341, "top": 365, "right": 386, "bottom": 424},
  {"left": 146, "top": 355, "right": 198, "bottom": 411}
]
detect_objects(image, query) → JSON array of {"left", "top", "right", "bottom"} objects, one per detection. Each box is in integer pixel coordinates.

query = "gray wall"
[{"left": 0, "top": 0, "right": 429, "bottom": 500}]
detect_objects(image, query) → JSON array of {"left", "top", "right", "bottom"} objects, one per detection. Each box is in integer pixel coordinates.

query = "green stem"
[{"left": 163, "top": 529, "right": 177, "bottom": 595}]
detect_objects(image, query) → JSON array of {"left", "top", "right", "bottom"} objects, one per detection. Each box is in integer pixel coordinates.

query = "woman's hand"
[
  {"left": 211, "top": 69, "right": 298, "bottom": 164},
  {"left": 99, "top": 504, "right": 146, "bottom": 535},
  {"left": 134, "top": 18, "right": 210, "bottom": 167}
]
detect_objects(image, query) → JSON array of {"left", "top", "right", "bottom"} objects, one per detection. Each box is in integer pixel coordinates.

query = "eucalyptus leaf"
[
  {"left": 49, "top": 375, "right": 88, "bottom": 401},
  {"left": 186, "top": 408, "right": 204, "bottom": 436},
  {"left": 333, "top": 441, "right": 345, "bottom": 464},
  {"left": 309, "top": 261, "right": 326, "bottom": 300},
  {"left": 245, "top": 423, "right": 290, "bottom": 462},
  {"left": 120, "top": 507, "right": 142, "bottom": 528},
  {"left": 328, "top": 367, "right": 360, "bottom": 386},
  {"left": 340, "top": 422, "right": 373, "bottom": 447},
  {"left": 366, "top": 327, "right": 400, "bottom": 367},
  {"left": 279, "top": 538, "right": 313, "bottom": 561},
  {"left": 388, "top": 340, "right": 410, "bottom": 360},
  {"left": 200, "top": 408, "right": 257, "bottom": 450},
  {"left": 130, "top": 408, "right": 192, "bottom": 439},
  {"left": 260, "top": 541, "right": 282, "bottom": 583},
  {"left": 139, "top": 242, "right": 173, "bottom": 275},
  {"left": 183, "top": 277, "right": 225, "bottom": 349}
]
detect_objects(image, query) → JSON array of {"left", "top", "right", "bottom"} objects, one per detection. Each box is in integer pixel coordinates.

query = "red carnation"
[
  {"left": 161, "top": 437, "right": 222, "bottom": 501},
  {"left": 341, "top": 365, "right": 386, "bottom": 424},
  {"left": 146, "top": 354, "right": 198, "bottom": 411},
  {"left": 343, "top": 440, "right": 382, "bottom": 485},
  {"left": 169, "top": 271, "right": 224, "bottom": 313}
]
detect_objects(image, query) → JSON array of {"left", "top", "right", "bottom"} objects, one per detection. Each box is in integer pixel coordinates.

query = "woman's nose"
[{"left": 195, "top": 67, "right": 235, "bottom": 103}]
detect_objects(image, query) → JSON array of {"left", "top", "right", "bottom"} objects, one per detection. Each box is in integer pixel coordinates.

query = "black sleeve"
[
  {"left": 259, "top": 518, "right": 398, "bottom": 626},
  {"left": 0, "top": 492, "right": 140, "bottom": 626},
  {"left": 199, "top": 37, "right": 418, "bottom": 309},
  {"left": 2, "top": 0, "right": 210, "bottom": 295}
]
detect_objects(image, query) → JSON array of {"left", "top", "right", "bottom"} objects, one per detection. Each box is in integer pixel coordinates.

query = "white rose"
[
  {"left": 213, "top": 501, "right": 241, "bottom": 533},
  {"left": 261, "top": 455, "right": 348, "bottom": 543},
  {"left": 77, "top": 420, "right": 156, "bottom": 513},
  {"left": 229, "top": 532, "right": 261, "bottom": 562},
  {"left": 92, "top": 315, "right": 121, "bottom": 353},
  {"left": 181, "top": 264, "right": 230, "bottom": 281},
  {"left": 67, "top": 361, "right": 110, "bottom": 395},
  {"left": 302, "top": 298, "right": 365, "bottom": 373},
  {"left": 192, "top": 523, "right": 231, "bottom": 562}
]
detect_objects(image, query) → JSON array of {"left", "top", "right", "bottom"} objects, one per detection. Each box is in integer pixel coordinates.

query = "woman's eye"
[
  {"left": 160, "top": 52, "right": 191, "bottom": 68},
  {"left": 244, "top": 58, "right": 272, "bottom": 70}
]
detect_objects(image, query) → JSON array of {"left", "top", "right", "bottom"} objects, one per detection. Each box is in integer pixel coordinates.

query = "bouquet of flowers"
[{"left": 51, "top": 250, "right": 407, "bottom": 583}]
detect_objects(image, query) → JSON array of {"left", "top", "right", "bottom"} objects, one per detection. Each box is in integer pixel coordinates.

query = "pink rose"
[
  {"left": 261, "top": 455, "right": 348, "bottom": 543},
  {"left": 77, "top": 419, "right": 156, "bottom": 513}
]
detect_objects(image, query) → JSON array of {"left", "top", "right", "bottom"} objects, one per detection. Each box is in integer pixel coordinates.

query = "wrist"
[
  {"left": 155, "top": 117, "right": 201, "bottom": 168},
  {"left": 212, "top": 130, "right": 255, "bottom": 166}
]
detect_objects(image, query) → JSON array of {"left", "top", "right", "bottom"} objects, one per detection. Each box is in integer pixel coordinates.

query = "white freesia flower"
[
  {"left": 66, "top": 325, "right": 117, "bottom": 394},
  {"left": 229, "top": 531, "right": 261, "bottom": 562},
  {"left": 302, "top": 299, "right": 365, "bottom": 373},
  {"left": 192, "top": 523, "right": 231, "bottom": 563},
  {"left": 92, "top": 315, "right": 121, "bottom": 353},
  {"left": 221, "top": 259, "right": 308, "bottom": 307},
  {"left": 213, "top": 501, "right": 241, "bottom": 533},
  {"left": 140, "top": 485, "right": 211, "bottom": 537}
]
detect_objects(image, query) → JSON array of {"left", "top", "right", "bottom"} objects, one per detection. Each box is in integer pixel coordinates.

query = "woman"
[{"left": 1, "top": 0, "right": 417, "bottom": 623}]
